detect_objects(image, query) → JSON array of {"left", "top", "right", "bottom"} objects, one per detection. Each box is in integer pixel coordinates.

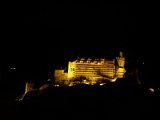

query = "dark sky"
[
  {"left": 6, "top": 4, "right": 137, "bottom": 63},
  {"left": 2, "top": 2, "right": 159, "bottom": 84}
]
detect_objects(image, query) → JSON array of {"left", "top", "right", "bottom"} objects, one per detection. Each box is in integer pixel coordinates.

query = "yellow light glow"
[
  {"left": 110, "top": 77, "right": 117, "bottom": 82},
  {"left": 149, "top": 88, "right": 154, "bottom": 93},
  {"left": 25, "top": 82, "right": 34, "bottom": 94},
  {"left": 99, "top": 83, "right": 105, "bottom": 86},
  {"left": 69, "top": 82, "right": 74, "bottom": 86}
]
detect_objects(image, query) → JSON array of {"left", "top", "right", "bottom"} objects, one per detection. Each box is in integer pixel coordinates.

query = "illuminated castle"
[{"left": 54, "top": 51, "right": 126, "bottom": 85}]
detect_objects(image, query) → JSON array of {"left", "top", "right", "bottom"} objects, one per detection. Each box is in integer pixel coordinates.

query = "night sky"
[
  {"left": 1, "top": 3, "right": 159, "bottom": 91},
  {"left": 5, "top": 4, "right": 137, "bottom": 63}
]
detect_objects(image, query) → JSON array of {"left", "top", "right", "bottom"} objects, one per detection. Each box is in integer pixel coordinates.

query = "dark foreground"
[{"left": 1, "top": 83, "right": 160, "bottom": 119}]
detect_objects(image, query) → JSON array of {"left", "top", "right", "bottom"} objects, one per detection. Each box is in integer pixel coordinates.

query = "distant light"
[
  {"left": 149, "top": 88, "right": 154, "bottom": 93},
  {"left": 99, "top": 83, "right": 105, "bottom": 86},
  {"left": 142, "top": 62, "right": 144, "bottom": 64},
  {"left": 47, "top": 79, "right": 51, "bottom": 81},
  {"left": 53, "top": 84, "right": 60, "bottom": 87},
  {"left": 10, "top": 67, "right": 16, "bottom": 70}
]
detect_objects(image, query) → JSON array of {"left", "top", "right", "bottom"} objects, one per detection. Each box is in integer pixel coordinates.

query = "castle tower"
[
  {"left": 116, "top": 51, "right": 126, "bottom": 78},
  {"left": 117, "top": 51, "right": 125, "bottom": 67}
]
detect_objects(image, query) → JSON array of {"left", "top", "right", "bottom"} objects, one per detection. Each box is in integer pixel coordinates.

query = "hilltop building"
[{"left": 54, "top": 51, "right": 126, "bottom": 85}]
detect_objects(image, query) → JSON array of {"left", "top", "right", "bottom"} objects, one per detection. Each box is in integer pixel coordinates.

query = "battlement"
[{"left": 73, "top": 58, "right": 114, "bottom": 65}]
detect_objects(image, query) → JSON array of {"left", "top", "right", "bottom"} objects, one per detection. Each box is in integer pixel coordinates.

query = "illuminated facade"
[
  {"left": 25, "top": 82, "right": 34, "bottom": 94},
  {"left": 68, "top": 58, "right": 116, "bottom": 81},
  {"left": 54, "top": 51, "right": 126, "bottom": 85},
  {"left": 54, "top": 69, "right": 68, "bottom": 84}
]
